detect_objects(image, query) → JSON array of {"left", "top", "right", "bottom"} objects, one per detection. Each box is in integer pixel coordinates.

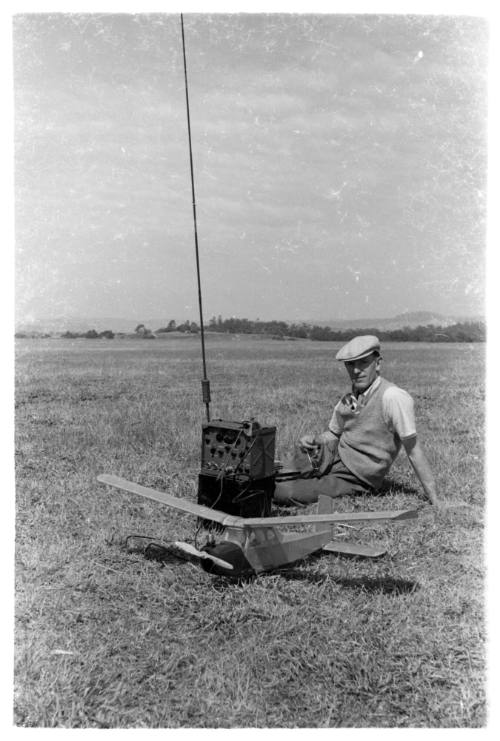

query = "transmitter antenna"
[{"left": 180, "top": 13, "right": 211, "bottom": 422}]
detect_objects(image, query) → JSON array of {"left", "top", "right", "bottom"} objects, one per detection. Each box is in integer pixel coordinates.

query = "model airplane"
[{"left": 98, "top": 474, "right": 417, "bottom": 577}]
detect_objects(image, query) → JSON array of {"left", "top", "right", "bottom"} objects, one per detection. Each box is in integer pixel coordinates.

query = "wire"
[
  {"left": 232, "top": 434, "right": 258, "bottom": 476},
  {"left": 215, "top": 428, "right": 245, "bottom": 481},
  {"left": 125, "top": 533, "right": 187, "bottom": 550}
]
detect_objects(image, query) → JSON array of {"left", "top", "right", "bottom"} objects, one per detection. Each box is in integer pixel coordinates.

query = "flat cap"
[{"left": 335, "top": 335, "right": 380, "bottom": 362}]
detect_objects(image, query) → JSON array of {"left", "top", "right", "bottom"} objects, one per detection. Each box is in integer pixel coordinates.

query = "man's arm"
[
  {"left": 401, "top": 436, "right": 438, "bottom": 505},
  {"left": 298, "top": 430, "right": 339, "bottom": 477},
  {"left": 299, "top": 430, "right": 339, "bottom": 450},
  {"left": 299, "top": 399, "right": 344, "bottom": 452}
]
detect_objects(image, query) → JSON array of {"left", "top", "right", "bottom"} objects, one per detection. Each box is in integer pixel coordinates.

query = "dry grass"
[{"left": 14, "top": 336, "right": 485, "bottom": 727}]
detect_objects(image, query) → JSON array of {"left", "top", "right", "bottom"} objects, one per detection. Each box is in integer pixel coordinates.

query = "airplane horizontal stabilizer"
[{"left": 323, "top": 540, "right": 387, "bottom": 558}]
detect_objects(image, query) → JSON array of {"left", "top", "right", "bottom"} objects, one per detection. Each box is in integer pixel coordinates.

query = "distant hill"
[
  {"left": 305, "top": 311, "right": 482, "bottom": 331},
  {"left": 16, "top": 310, "right": 483, "bottom": 336}
]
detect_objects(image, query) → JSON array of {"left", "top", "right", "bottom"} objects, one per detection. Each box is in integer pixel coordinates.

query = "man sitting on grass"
[{"left": 274, "top": 335, "right": 438, "bottom": 506}]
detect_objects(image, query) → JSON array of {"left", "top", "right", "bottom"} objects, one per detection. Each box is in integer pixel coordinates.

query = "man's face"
[{"left": 344, "top": 353, "right": 381, "bottom": 393}]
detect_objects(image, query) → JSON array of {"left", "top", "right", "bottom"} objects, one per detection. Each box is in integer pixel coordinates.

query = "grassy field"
[{"left": 14, "top": 335, "right": 485, "bottom": 727}]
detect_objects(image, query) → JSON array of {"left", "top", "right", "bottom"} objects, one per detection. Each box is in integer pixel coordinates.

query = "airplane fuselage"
[{"left": 201, "top": 524, "right": 335, "bottom": 577}]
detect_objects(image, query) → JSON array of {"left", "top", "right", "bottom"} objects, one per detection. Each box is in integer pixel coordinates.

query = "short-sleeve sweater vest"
[{"left": 337, "top": 377, "right": 401, "bottom": 489}]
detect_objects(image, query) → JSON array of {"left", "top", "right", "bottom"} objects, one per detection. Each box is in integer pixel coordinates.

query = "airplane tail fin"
[{"left": 315, "top": 494, "right": 387, "bottom": 558}]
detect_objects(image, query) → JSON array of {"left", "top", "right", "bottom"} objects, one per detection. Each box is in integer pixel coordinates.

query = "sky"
[{"left": 13, "top": 10, "right": 488, "bottom": 324}]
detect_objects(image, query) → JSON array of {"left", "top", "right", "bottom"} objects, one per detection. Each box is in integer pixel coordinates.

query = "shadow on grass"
[
  {"left": 375, "top": 479, "right": 420, "bottom": 497},
  {"left": 125, "top": 539, "right": 418, "bottom": 594},
  {"left": 210, "top": 568, "right": 418, "bottom": 594},
  {"left": 277, "top": 570, "right": 419, "bottom": 594}
]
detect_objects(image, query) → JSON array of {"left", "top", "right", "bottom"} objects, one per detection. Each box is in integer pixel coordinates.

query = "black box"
[
  {"left": 200, "top": 418, "right": 276, "bottom": 480},
  {"left": 197, "top": 419, "right": 276, "bottom": 521},
  {"left": 197, "top": 472, "right": 274, "bottom": 519}
]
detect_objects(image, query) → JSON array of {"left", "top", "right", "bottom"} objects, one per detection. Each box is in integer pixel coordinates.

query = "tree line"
[
  {"left": 16, "top": 317, "right": 485, "bottom": 342},
  {"left": 204, "top": 316, "right": 485, "bottom": 342}
]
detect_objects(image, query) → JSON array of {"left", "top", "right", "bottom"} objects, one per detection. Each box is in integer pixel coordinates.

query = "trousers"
[{"left": 273, "top": 454, "right": 371, "bottom": 504}]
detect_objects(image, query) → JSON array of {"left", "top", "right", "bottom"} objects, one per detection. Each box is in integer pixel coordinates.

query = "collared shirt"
[{"left": 320, "top": 375, "right": 417, "bottom": 443}]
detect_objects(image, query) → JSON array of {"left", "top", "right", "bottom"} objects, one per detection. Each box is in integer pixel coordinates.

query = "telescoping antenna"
[{"left": 180, "top": 13, "right": 211, "bottom": 422}]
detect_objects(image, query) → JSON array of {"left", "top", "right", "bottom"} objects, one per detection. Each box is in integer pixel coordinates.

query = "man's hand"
[{"left": 299, "top": 434, "right": 319, "bottom": 452}]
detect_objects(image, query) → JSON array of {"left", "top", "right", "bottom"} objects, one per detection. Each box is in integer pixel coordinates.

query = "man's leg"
[
  {"left": 273, "top": 457, "right": 370, "bottom": 505},
  {"left": 273, "top": 476, "right": 336, "bottom": 504}
]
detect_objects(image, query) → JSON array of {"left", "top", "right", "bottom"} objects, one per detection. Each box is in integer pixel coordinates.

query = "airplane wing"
[
  {"left": 98, "top": 474, "right": 417, "bottom": 529},
  {"left": 240, "top": 509, "right": 417, "bottom": 526},
  {"left": 97, "top": 474, "right": 243, "bottom": 527}
]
